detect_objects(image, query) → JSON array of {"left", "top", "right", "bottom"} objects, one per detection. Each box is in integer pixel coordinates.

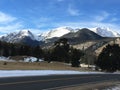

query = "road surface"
[{"left": 0, "top": 74, "right": 120, "bottom": 90}]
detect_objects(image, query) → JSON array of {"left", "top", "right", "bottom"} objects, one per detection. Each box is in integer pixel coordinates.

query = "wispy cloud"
[
  {"left": 0, "top": 11, "right": 16, "bottom": 24},
  {"left": 91, "top": 11, "right": 119, "bottom": 25},
  {"left": 34, "top": 17, "right": 52, "bottom": 28},
  {"left": 0, "top": 23, "right": 23, "bottom": 34},
  {"left": 110, "top": 17, "right": 118, "bottom": 22},
  {"left": 94, "top": 11, "right": 110, "bottom": 22},
  {"left": 0, "top": 11, "right": 119, "bottom": 35},
  {"left": 0, "top": 11, "right": 23, "bottom": 34},
  {"left": 67, "top": 4, "right": 80, "bottom": 16}
]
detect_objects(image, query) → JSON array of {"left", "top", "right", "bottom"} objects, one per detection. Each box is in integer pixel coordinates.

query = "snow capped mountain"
[
  {"left": 0, "top": 30, "right": 43, "bottom": 43},
  {"left": 44, "top": 27, "right": 74, "bottom": 39},
  {"left": 0, "top": 32, "right": 17, "bottom": 43},
  {"left": 43, "top": 26, "right": 120, "bottom": 39},
  {"left": 0, "top": 26, "right": 120, "bottom": 46},
  {"left": 90, "top": 27, "right": 120, "bottom": 37},
  {"left": 17, "top": 30, "right": 36, "bottom": 40}
]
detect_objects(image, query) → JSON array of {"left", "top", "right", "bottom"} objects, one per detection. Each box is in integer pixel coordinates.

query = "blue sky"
[{"left": 0, "top": 0, "right": 120, "bottom": 34}]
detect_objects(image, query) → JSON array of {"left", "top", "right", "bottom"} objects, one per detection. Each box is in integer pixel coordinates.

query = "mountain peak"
[
  {"left": 19, "top": 30, "right": 32, "bottom": 36},
  {"left": 0, "top": 29, "right": 43, "bottom": 45},
  {"left": 90, "top": 27, "right": 120, "bottom": 37},
  {"left": 75, "top": 28, "right": 102, "bottom": 39},
  {"left": 61, "top": 28, "right": 103, "bottom": 44},
  {"left": 16, "top": 30, "right": 36, "bottom": 41},
  {"left": 45, "top": 26, "right": 74, "bottom": 39}
]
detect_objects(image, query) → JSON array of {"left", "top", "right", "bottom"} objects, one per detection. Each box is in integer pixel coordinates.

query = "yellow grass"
[{"left": 0, "top": 61, "right": 92, "bottom": 71}]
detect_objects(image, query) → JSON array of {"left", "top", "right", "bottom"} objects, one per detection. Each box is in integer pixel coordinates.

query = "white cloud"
[
  {"left": 0, "top": 12, "right": 51, "bottom": 35},
  {"left": 0, "top": 11, "right": 16, "bottom": 24},
  {"left": 0, "top": 23, "right": 23, "bottom": 34},
  {"left": 110, "top": 18, "right": 118, "bottom": 22},
  {"left": 0, "top": 11, "right": 25, "bottom": 34},
  {"left": 0, "top": 11, "right": 119, "bottom": 36},
  {"left": 68, "top": 5, "right": 80, "bottom": 16},
  {"left": 94, "top": 11, "right": 110, "bottom": 22}
]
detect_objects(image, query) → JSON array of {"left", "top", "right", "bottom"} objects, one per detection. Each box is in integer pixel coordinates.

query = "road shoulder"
[{"left": 57, "top": 81, "right": 120, "bottom": 90}]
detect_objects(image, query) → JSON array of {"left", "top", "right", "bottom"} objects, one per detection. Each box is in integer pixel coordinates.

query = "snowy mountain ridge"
[
  {"left": 90, "top": 27, "right": 120, "bottom": 37},
  {"left": 42, "top": 27, "right": 120, "bottom": 39},
  {"left": 0, "top": 27, "right": 120, "bottom": 44},
  {"left": 17, "top": 30, "right": 36, "bottom": 40},
  {"left": 44, "top": 27, "right": 74, "bottom": 39},
  {"left": 0, "top": 30, "right": 42, "bottom": 43}
]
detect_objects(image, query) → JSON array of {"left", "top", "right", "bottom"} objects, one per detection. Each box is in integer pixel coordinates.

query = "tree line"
[
  {"left": 0, "top": 41, "right": 43, "bottom": 59},
  {"left": 0, "top": 38, "right": 84, "bottom": 67}
]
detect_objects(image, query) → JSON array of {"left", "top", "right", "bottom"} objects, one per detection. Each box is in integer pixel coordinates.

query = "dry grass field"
[{"left": 0, "top": 61, "right": 92, "bottom": 71}]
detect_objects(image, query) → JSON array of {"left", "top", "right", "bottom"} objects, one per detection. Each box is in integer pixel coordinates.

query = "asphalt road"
[{"left": 0, "top": 74, "right": 120, "bottom": 90}]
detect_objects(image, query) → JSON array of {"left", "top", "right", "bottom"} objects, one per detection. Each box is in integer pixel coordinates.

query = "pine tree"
[
  {"left": 96, "top": 44, "right": 120, "bottom": 72},
  {"left": 50, "top": 38, "right": 70, "bottom": 62},
  {"left": 70, "top": 48, "right": 84, "bottom": 67},
  {"left": 33, "top": 45, "right": 43, "bottom": 61},
  {"left": 46, "top": 38, "right": 84, "bottom": 65}
]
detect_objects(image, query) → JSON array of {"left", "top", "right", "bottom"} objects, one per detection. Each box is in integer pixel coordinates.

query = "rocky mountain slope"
[{"left": 0, "top": 30, "right": 42, "bottom": 46}]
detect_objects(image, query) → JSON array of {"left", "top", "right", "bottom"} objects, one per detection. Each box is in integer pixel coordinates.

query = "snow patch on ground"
[
  {"left": 104, "top": 85, "right": 120, "bottom": 90},
  {"left": 0, "top": 56, "right": 8, "bottom": 61},
  {"left": 0, "top": 56, "right": 14, "bottom": 62},
  {"left": 0, "top": 56, "right": 43, "bottom": 62},
  {"left": 24, "top": 57, "right": 43, "bottom": 62},
  {"left": 0, "top": 70, "right": 104, "bottom": 78}
]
